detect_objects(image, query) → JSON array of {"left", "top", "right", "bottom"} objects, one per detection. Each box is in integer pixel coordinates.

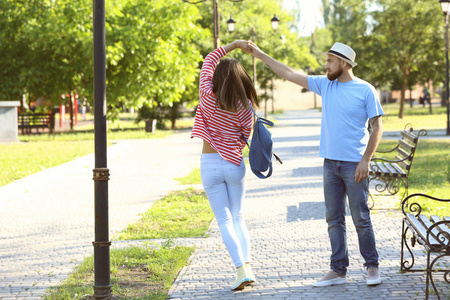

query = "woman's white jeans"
[{"left": 200, "top": 153, "right": 250, "bottom": 268}]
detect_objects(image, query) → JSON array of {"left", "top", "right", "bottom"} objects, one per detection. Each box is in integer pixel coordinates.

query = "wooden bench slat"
[
  {"left": 430, "top": 216, "right": 450, "bottom": 237},
  {"left": 444, "top": 217, "right": 450, "bottom": 230},
  {"left": 384, "top": 163, "right": 400, "bottom": 177},
  {"left": 405, "top": 213, "right": 440, "bottom": 246},
  {"left": 376, "top": 162, "right": 390, "bottom": 175},
  {"left": 391, "top": 163, "right": 407, "bottom": 177},
  {"left": 395, "top": 156, "right": 411, "bottom": 170},
  {"left": 418, "top": 215, "right": 448, "bottom": 246},
  {"left": 401, "top": 131, "right": 418, "bottom": 143},
  {"left": 369, "top": 161, "right": 379, "bottom": 175},
  {"left": 397, "top": 147, "right": 411, "bottom": 160},
  {"left": 398, "top": 139, "right": 415, "bottom": 152}
]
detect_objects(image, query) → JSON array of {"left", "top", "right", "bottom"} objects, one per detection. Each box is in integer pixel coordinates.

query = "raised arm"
[
  {"left": 200, "top": 40, "right": 251, "bottom": 97},
  {"left": 247, "top": 41, "right": 308, "bottom": 88}
]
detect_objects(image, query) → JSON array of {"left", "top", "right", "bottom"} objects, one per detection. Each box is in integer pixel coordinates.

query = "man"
[{"left": 247, "top": 42, "right": 383, "bottom": 286}]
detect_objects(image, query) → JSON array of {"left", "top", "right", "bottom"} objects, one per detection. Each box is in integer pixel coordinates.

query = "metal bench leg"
[
  {"left": 426, "top": 251, "right": 431, "bottom": 300},
  {"left": 400, "top": 221, "right": 416, "bottom": 272}
]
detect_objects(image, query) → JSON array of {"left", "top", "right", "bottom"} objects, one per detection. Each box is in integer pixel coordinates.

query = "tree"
[
  {"left": 370, "top": 0, "right": 443, "bottom": 118},
  {"left": 322, "top": 0, "right": 445, "bottom": 118},
  {"left": 106, "top": 0, "right": 207, "bottom": 121},
  {"left": 1, "top": 0, "right": 207, "bottom": 125},
  {"left": 194, "top": 0, "right": 318, "bottom": 112}
]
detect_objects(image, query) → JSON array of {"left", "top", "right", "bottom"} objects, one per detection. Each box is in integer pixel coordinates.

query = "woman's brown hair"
[{"left": 212, "top": 58, "right": 259, "bottom": 112}]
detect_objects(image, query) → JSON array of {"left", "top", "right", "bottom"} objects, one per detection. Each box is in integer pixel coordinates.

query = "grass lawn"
[
  {"left": 116, "top": 188, "right": 213, "bottom": 240},
  {"left": 376, "top": 139, "right": 450, "bottom": 215},
  {"left": 381, "top": 102, "right": 448, "bottom": 132},
  {"left": 0, "top": 141, "right": 94, "bottom": 187},
  {"left": 44, "top": 243, "right": 194, "bottom": 300}
]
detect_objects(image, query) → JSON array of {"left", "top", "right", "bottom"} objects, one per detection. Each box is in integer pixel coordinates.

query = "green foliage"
[
  {"left": 45, "top": 244, "right": 194, "bottom": 299},
  {"left": 116, "top": 188, "right": 213, "bottom": 240},
  {"left": 106, "top": 0, "right": 206, "bottom": 118},
  {"left": 1, "top": 0, "right": 206, "bottom": 121},
  {"left": 322, "top": 0, "right": 445, "bottom": 118},
  {"left": 197, "top": 0, "right": 318, "bottom": 90}
]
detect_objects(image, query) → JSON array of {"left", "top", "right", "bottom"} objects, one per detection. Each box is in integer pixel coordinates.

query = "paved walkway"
[{"left": 0, "top": 110, "right": 447, "bottom": 299}]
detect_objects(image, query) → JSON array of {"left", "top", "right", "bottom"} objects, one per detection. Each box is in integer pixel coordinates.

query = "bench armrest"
[
  {"left": 428, "top": 221, "right": 450, "bottom": 252},
  {"left": 371, "top": 154, "right": 412, "bottom": 164},
  {"left": 401, "top": 193, "right": 450, "bottom": 217},
  {"left": 375, "top": 144, "right": 399, "bottom": 154}
]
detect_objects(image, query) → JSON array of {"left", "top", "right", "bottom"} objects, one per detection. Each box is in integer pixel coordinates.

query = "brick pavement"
[
  {"left": 0, "top": 110, "right": 447, "bottom": 299},
  {"left": 167, "top": 110, "right": 447, "bottom": 300}
]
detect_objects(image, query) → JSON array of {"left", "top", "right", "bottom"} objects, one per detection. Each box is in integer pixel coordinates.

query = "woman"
[{"left": 191, "top": 40, "right": 259, "bottom": 291}]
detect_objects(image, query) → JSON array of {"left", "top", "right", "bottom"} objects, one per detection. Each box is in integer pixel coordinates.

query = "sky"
[{"left": 283, "top": 0, "right": 324, "bottom": 36}]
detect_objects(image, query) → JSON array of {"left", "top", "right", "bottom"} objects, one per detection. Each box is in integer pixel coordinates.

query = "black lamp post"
[
  {"left": 93, "top": 0, "right": 111, "bottom": 298},
  {"left": 440, "top": 0, "right": 450, "bottom": 135},
  {"left": 183, "top": 0, "right": 243, "bottom": 49}
]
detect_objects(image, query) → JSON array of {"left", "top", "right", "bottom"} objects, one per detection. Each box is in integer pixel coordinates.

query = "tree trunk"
[
  {"left": 69, "top": 91, "right": 74, "bottom": 130},
  {"left": 399, "top": 69, "right": 409, "bottom": 119}
]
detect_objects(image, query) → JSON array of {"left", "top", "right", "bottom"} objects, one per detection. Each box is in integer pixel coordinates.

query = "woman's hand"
[
  {"left": 246, "top": 41, "right": 264, "bottom": 58},
  {"left": 223, "top": 40, "right": 252, "bottom": 53}
]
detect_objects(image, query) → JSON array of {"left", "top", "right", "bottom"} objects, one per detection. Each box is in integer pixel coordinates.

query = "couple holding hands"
[{"left": 191, "top": 40, "right": 384, "bottom": 290}]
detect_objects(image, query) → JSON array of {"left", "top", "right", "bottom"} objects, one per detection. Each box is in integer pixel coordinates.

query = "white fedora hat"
[{"left": 324, "top": 42, "right": 357, "bottom": 68}]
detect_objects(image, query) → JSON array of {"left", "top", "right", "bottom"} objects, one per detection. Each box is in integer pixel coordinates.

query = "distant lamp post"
[
  {"left": 440, "top": 0, "right": 450, "bottom": 135},
  {"left": 182, "top": 0, "right": 244, "bottom": 49},
  {"left": 227, "top": 16, "right": 236, "bottom": 33},
  {"left": 271, "top": 14, "right": 280, "bottom": 31},
  {"left": 228, "top": 15, "right": 280, "bottom": 117}
]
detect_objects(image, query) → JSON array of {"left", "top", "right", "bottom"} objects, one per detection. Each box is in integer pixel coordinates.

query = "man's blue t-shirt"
[{"left": 307, "top": 76, "right": 384, "bottom": 162}]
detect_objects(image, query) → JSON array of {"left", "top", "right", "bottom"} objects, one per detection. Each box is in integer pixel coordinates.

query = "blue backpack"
[{"left": 242, "top": 107, "right": 282, "bottom": 179}]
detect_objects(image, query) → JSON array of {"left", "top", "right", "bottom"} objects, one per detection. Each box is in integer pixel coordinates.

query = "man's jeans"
[{"left": 323, "top": 159, "right": 379, "bottom": 275}]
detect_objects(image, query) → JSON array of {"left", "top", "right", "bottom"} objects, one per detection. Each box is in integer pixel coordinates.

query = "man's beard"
[{"left": 327, "top": 67, "right": 343, "bottom": 81}]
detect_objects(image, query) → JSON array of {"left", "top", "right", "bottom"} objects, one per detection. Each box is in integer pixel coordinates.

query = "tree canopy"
[{"left": 321, "top": 0, "right": 445, "bottom": 118}]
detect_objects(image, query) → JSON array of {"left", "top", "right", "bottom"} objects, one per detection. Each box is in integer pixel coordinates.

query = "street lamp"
[
  {"left": 182, "top": 0, "right": 243, "bottom": 49},
  {"left": 271, "top": 14, "right": 280, "bottom": 31},
  {"left": 440, "top": 0, "right": 450, "bottom": 135},
  {"left": 227, "top": 16, "right": 236, "bottom": 33}
]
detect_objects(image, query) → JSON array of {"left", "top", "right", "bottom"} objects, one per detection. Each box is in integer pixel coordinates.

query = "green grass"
[
  {"left": 116, "top": 188, "right": 213, "bottom": 240},
  {"left": 44, "top": 242, "right": 194, "bottom": 300},
  {"left": 376, "top": 139, "right": 450, "bottom": 215},
  {"left": 18, "top": 129, "right": 172, "bottom": 142},
  {"left": 0, "top": 141, "right": 94, "bottom": 187},
  {"left": 381, "top": 103, "right": 448, "bottom": 132},
  {"left": 175, "top": 167, "right": 201, "bottom": 185}
]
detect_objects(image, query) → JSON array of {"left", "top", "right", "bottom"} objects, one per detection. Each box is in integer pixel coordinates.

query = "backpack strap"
[{"left": 241, "top": 108, "right": 282, "bottom": 165}]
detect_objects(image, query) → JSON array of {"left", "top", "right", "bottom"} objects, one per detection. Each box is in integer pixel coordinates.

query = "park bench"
[
  {"left": 368, "top": 123, "right": 427, "bottom": 206},
  {"left": 400, "top": 193, "right": 450, "bottom": 299},
  {"left": 18, "top": 112, "right": 55, "bottom": 134}
]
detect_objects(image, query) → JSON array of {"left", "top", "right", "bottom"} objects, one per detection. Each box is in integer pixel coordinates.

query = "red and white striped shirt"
[{"left": 191, "top": 47, "right": 253, "bottom": 166}]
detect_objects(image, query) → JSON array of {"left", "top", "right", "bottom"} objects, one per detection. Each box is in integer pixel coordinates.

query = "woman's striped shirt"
[{"left": 191, "top": 47, "right": 253, "bottom": 166}]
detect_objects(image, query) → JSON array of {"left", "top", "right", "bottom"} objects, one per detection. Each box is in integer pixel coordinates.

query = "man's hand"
[
  {"left": 246, "top": 41, "right": 264, "bottom": 58},
  {"left": 233, "top": 40, "right": 252, "bottom": 53},
  {"left": 355, "top": 159, "right": 370, "bottom": 183}
]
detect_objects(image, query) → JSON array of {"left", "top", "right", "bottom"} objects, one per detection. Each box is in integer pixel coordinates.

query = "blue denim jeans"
[
  {"left": 200, "top": 153, "right": 250, "bottom": 268},
  {"left": 323, "top": 159, "right": 379, "bottom": 275}
]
